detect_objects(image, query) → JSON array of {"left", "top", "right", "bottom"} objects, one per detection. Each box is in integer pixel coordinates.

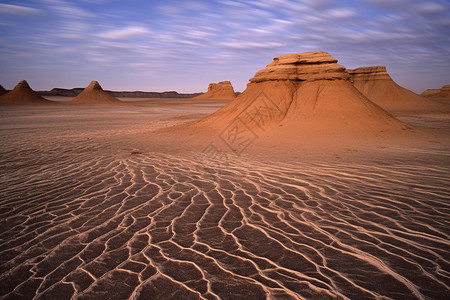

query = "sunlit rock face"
[
  {"left": 421, "top": 84, "right": 450, "bottom": 99},
  {"left": 347, "top": 66, "right": 391, "bottom": 81},
  {"left": 194, "top": 81, "right": 236, "bottom": 100},
  {"left": 249, "top": 51, "right": 350, "bottom": 83}
]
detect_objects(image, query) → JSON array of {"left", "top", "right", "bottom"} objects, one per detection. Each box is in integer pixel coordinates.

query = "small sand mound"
[
  {"left": 69, "top": 81, "right": 122, "bottom": 105},
  {"left": 186, "top": 51, "right": 411, "bottom": 148},
  {"left": 0, "top": 80, "right": 53, "bottom": 105},
  {"left": 194, "top": 81, "right": 236, "bottom": 100},
  {"left": 421, "top": 84, "right": 450, "bottom": 99},
  {"left": 348, "top": 66, "right": 444, "bottom": 113}
]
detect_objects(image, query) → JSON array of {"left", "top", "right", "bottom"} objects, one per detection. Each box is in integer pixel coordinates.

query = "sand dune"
[
  {"left": 193, "top": 81, "right": 236, "bottom": 101},
  {"left": 348, "top": 66, "right": 446, "bottom": 113},
  {"left": 0, "top": 80, "right": 55, "bottom": 106},
  {"left": 69, "top": 81, "right": 124, "bottom": 105}
]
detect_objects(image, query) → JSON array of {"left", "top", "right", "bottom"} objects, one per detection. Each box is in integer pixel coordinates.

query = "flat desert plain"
[{"left": 1, "top": 97, "right": 449, "bottom": 299}]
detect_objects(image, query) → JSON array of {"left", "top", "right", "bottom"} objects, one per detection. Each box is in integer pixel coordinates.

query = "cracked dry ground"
[{"left": 1, "top": 130, "right": 449, "bottom": 300}]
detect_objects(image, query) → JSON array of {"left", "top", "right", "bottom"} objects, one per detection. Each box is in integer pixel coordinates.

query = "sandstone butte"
[
  {"left": 69, "top": 81, "right": 122, "bottom": 105},
  {"left": 189, "top": 51, "right": 412, "bottom": 146},
  {"left": 0, "top": 80, "right": 54, "bottom": 105},
  {"left": 421, "top": 84, "right": 450, "bottom": 99},
  {"left": 193, "top": 81, "right": 236, "bottom": 100},
  {"left": 348, "top": 66, "right": 444, "bottom": 112}
]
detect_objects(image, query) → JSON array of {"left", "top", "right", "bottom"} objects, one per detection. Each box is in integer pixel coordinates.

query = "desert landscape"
[{"left": 1, "top": 49, "right": 449, "bottom": 299}]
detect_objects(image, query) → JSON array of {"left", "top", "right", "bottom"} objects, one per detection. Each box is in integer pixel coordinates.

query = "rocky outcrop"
[
  {"left": 250, "top": 51, "right": 349, "bottom": 83},
  {"left": 348, "top": 66, "right": 444, "bottom": 112},
  {"left": 69, "top": 81, "right": 122, "bottom": 105},
  {"left": 39, "top": 88, "right": 84, "bottom": 97},
  {"left": 421, "top": 85, "right": 450, "bottom": 99},
  {"left": 39, "top": 88, "right": 201, "bottom": 98},
  {"left": 0, "top": 80, "right": 53, "bottom": 105},
  {"left": 194, "top": 81, "right": 236, "bottom": 100},
  {"left": 347, "top": 66, "right": 390, "bottom": 81},
  {"left": 187, "top": 51, "right": 410, "bottom": 147},
  {"left": 107, "top": 91, "right": 202, "bottom": 98}
]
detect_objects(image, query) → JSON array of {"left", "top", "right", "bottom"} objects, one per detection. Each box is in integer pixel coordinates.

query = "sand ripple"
[{"left": 1, "top": 146, "right": 449, "bottom": 299}]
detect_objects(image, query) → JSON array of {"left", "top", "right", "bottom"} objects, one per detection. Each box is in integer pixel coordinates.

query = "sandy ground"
[{"left": 1, "top": 97, "right": 449, "bottom": 299}]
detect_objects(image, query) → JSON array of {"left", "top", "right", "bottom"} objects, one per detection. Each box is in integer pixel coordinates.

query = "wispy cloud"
[
  {"left": 0, "top": 4, "right": 42, "bottom": 16},
  {"left": 97, "top": 26, "right": 151, "bottom": 40},
  {"left": 44, "top": 0, "right": 94, "bottom": 18},
  {"left": 326, "top": 8, "right": 357, "bottom": 19},
  {"left": 415, "top": 2, "right": 444, "bottom": 13},
  {"left": 219, "top": 41, "right": 283, "bottom": 50}
]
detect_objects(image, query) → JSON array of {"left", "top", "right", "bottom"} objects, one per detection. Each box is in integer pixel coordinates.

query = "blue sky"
[{"left": 0, "top": 0, "right": 449, "bottom": 93}]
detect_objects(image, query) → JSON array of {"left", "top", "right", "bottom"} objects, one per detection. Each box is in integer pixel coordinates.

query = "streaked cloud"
[
  {"left": 219, "top": 41, "right": 283, "bottom": 50},
  {"left": 0, "top": 4, "right": 42, "bottom": 16},
  {"left": 97, "top": 26, "right": 151, "bottom": 40},
  {"left": 327, "top": 8, "right": 357, "bottom": 19},
  {"left": 414, "top": 2, "right": 447, "bottom": 14},
  {"left": 44, "top": 0, "right": 94, "bottom": 19}
]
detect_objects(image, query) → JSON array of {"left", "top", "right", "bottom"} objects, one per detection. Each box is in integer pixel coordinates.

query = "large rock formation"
[
  {"left": 188, "top": 51, "right": 411, "bottom": 147},
  {"left": 69, "top": 81, "right": 122, "bottom": 105},
  {"left": 0, "top": 84, "right": 7, "bottom": 96},
  {"left": 0, "top": 80, "right": 53, "bottom": 105},
  {"left": 194, "top": 81, "right": 236, "bottom": 100},
  {"left": 348, "top": 66, "right": 443, "bottom": 112},
  {"left": 250, "top": 52, "right": 350, "bottom": 82},
  {"left": 421, "top": 85, "right": 450, "bottom": 99}
]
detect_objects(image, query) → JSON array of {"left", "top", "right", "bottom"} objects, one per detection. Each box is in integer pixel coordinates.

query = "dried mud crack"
[{"left": 1, "top": 143, "right": 449, "bottom": 299}]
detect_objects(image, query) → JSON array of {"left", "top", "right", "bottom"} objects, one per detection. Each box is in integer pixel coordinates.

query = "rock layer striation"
[{"left": 250, "top": 51, "right": 350, "bottom": 83}]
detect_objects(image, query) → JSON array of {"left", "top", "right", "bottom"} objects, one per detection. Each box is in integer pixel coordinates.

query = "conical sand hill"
[
  {"left": 348, "top": 66, "right": 444, "bottom": 112},
  {"left": 0, "top": 80, "right": 53, "bottom": 105},
  {"left": 194, "top": 81, "right": 236, "bottom": 100},
  {"left": 69, "top": 81, "right": 122, "bottom": 105}
]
